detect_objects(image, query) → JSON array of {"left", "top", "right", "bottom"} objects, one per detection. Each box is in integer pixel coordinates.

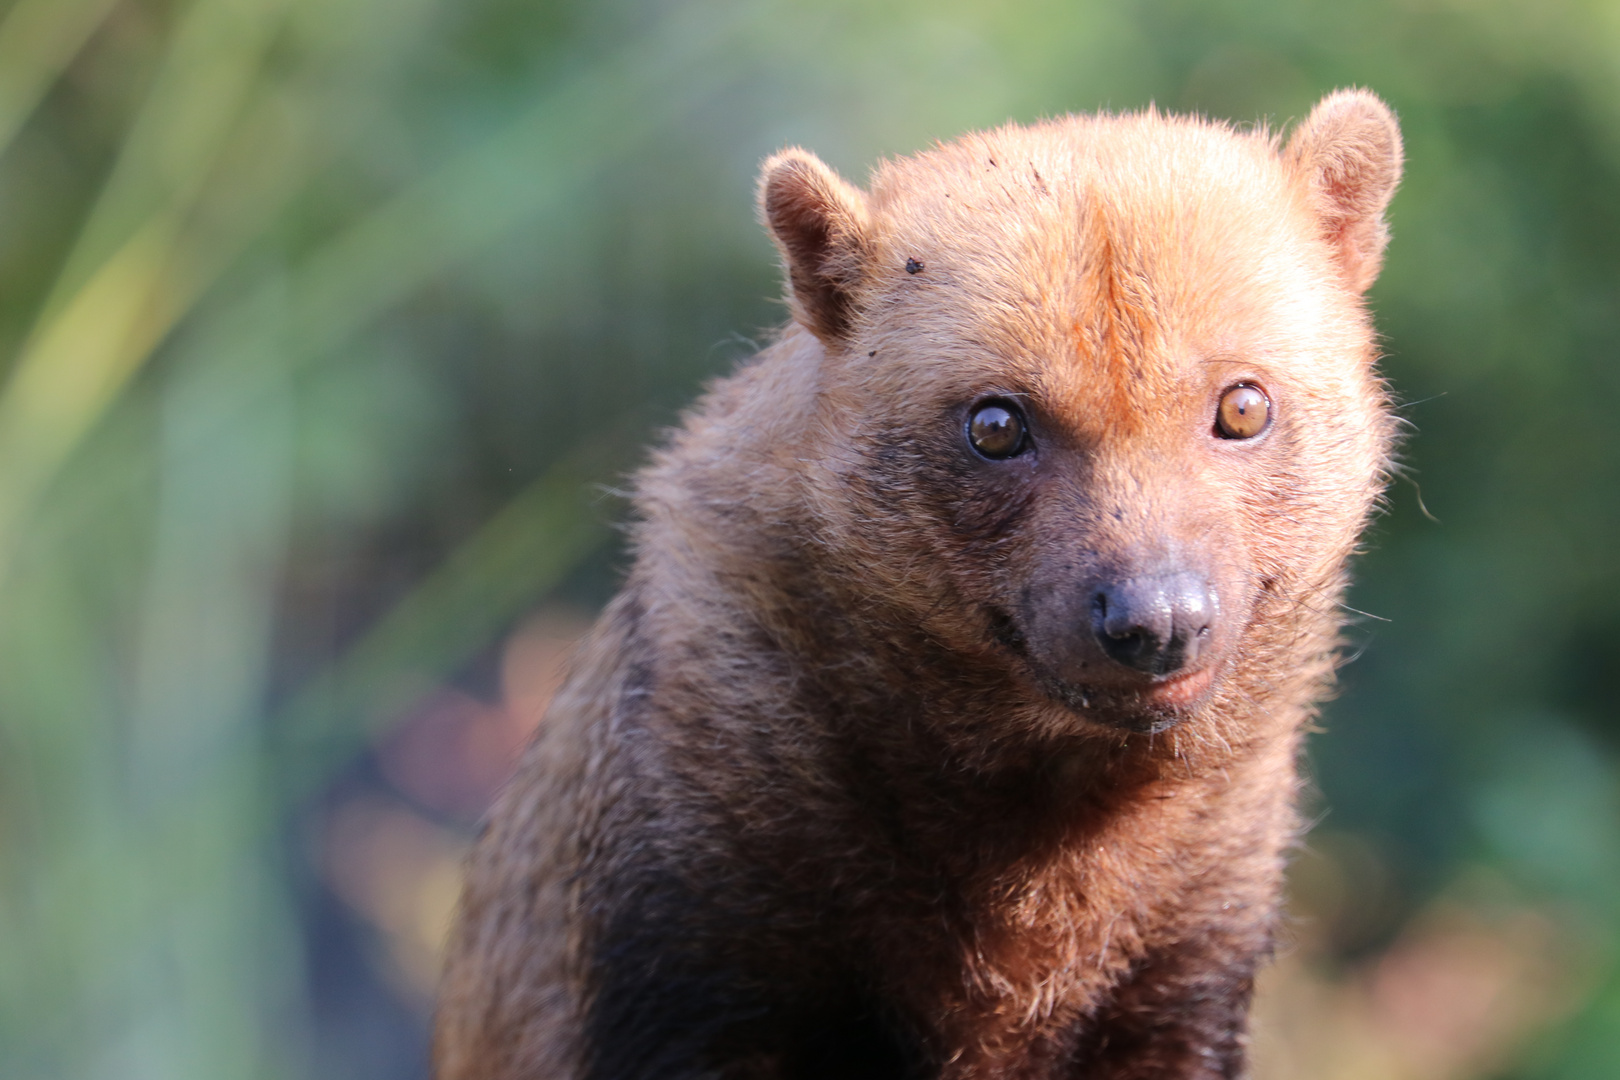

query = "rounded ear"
[
  {"left": 758, "top": 149, "right": 871, "bottom": 342},
  {"left": 1286, "top": 89, "right": 1404, "bottom": 293}
]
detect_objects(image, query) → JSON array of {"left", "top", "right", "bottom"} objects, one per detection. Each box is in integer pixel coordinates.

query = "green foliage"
[{"left": 1, "top": 0, "right": 1617, "bottom": 1076}]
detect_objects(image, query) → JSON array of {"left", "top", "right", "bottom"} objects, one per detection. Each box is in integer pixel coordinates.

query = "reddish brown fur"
[{"left": 436, "top": 90, "right": 1402, "bottom": 1079}]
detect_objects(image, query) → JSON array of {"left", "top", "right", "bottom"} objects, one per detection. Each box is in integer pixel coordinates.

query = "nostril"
[
  {"left": 1093, "top": 593, "right": 1137, "bottom": 642},
  {"left": 1092, "top": 585, "right": 1165, "bottom": 673},
  {"left": 1090, "top": 575, "right": 1217, "bottom": 676}
]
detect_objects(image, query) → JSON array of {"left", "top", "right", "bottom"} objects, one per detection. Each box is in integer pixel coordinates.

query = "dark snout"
[
  {"left": 1015, "top": 552, "right": 1234, "bottom": 725},
  {"left": 1091, "top": 573, "right": 1215, "bottom": 677}
]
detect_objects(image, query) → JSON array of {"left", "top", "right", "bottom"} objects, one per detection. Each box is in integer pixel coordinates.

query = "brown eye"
[
  {"left": 968, "top": 400, "right": 1027, "bottom": 459},
  {"left": 1216, "top": 384, "right": 1271, "bottom": 440}
]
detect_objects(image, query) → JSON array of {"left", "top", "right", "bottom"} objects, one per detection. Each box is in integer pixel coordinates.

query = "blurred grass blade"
[
  {"left": 0, "top": 0, "right": 120, "bottom": 163},
  {"left": 35, "top": 0, "right": 292, "bottom": 318},
  {"left": 0, "top": 0, "right": 294, "bottom": 577},
  {"left": 0, "top": 213, "right": 191, "bottom": 565}
]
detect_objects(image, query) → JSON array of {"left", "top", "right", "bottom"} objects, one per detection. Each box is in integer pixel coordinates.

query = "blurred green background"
[{"left": 2, "top": 0, "right": 1618, "bottom": 1077}]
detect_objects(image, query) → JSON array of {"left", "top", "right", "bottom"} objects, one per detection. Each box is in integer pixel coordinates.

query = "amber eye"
[
  {"left": 967, "top": 400, "right": 1028, "bottom": 459},
  {"left": 1216, "top": 384, "right": 1271, "bottom": 440}
]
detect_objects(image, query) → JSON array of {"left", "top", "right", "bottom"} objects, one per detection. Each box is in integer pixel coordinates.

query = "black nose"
[{"left": 1091, "top": 574, "right": 1215, "bottom": 676}]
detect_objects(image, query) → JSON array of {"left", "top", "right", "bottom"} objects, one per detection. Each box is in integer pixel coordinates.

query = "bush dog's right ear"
[
  {"left": 1286, "top": 89, "right": 1404, "bottom": 294},
  {"left": 759, "top": 149, "right": 872, "bottom": 343}
]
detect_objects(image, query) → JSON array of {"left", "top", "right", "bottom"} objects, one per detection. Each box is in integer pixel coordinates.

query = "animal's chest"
[{"left": 882, "top": 848, "right": 1163, "bottom": 1076}]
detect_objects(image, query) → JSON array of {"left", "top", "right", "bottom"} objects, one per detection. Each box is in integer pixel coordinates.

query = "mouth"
[
  {"left": 1137, "top": 665, "right": 1218, "bottom": 708},
  {"left": 1037, "top": 663, "right": 1220, "bottom": 733}
]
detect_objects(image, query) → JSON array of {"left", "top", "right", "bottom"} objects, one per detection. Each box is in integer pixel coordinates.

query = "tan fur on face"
[{"left": 437, "top": 91, "right": 1401, "bottom": 1080}]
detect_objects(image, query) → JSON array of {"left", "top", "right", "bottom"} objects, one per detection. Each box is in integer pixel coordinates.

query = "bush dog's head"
[{"left": 759, "top": 91, "right": 1401, "bottom": 737}]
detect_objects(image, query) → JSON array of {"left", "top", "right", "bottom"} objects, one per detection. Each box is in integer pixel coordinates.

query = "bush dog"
[{"left": 436, "top": 89, "right": 1402, "bottom": 1079}]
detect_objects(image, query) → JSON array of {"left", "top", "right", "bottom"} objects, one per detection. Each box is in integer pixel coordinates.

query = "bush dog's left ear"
[
  {"left": 1286, "top": 89, "right": 1404, "bottom": 294},
  {"left": 759, "top": 149, "right": 872, "bottom": 343}
]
